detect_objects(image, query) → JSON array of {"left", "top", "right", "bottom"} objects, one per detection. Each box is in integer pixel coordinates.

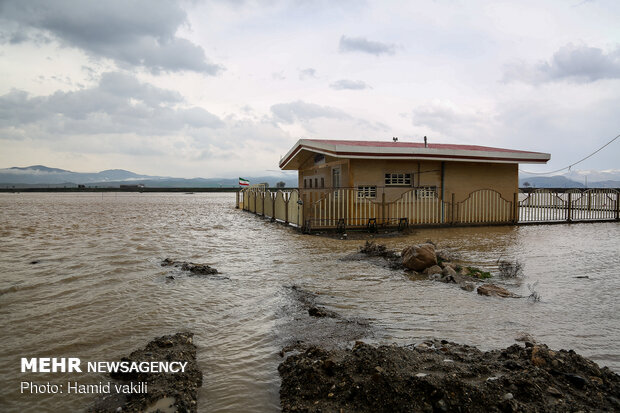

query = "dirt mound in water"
[
  {"left": 161, "top": 258, "right": 218, "bottom": 275},
  {"left": 88, "top": 332, "right": 202, "bottom": 413},
  {"left": 279, "top": 339, "right": 620, "bottom": 413}
]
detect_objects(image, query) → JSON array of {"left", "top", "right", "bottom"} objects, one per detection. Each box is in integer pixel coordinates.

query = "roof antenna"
[
  {"left": 392, "top": 137, "right": 398, "bottom": 142},
  {"left": 424, "top": 136, "right": 428, "bottom": 148}
]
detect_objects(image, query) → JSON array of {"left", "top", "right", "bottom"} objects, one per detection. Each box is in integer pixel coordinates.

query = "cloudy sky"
[{"left": 1, "top": 0, "right": 619, "bottom": 178}]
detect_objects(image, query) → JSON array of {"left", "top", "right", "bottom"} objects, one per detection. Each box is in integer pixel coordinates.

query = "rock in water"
[
  {"left": 180, "top": 262, "right": 218, "bottom": 275},
  {"left": 401, "top": 243, "right": 437, "bottom": 271},
  {"left": 161, "top": 258, "right": 218, "bottom": 275},
  {"left": 477, "top": 283, "right": 519, "bottom": 298},
  {"left": 88, "top": 332, "right": 202, "bottom": 413},
  {"left": 423, "top": 264, "right": 443, "bottom": 276},
  {"left": 308, "top": 306, "right": 339, "bottom": 318}
]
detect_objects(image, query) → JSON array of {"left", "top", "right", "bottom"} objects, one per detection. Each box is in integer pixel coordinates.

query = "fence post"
[
  {"left": 272, "top": 194, "right": 276, "bottom": 219},
  {"left": 236, "top": 191, "right": 239, "bottom": 209},
  {"left": 382, "top": 192, "right": 386, "bottom": 226},
  {"left": 285, "top": 196, "right": 289, "bottom": 224},
  {"left": 451, "top": 193, "right": 456, "bottom": 225},
  {"left": 262, "top": 192, "right": 265, "bottom": 216},
  {"left": 616, "top": 191, "right": 620, "bottom": 221},
  {"left": 567, "top": 192, "right": 572, "bottom": 222},
  {"left": 513, "top": 192, "right": 519, "bottom": 224}
]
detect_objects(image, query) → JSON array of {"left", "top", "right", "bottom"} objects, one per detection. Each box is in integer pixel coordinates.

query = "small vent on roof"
[
  {"left": 424, "top": 136, "right": 428, "bottom": 148},
  {"left": 393, "top": 137, "right": 398, "bottom": 142}
]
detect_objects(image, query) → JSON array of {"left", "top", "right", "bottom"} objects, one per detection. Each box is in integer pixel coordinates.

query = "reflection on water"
[{"left": 0, "top": 193, "right": 618, "bottom": 412}]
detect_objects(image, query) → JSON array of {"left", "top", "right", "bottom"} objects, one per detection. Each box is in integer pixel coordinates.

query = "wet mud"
[
  {"left": 88, "top": 332, "right": 202, "bottom": 413},
  {"left": 279, "top": 339, "right": 620, "bottom": 413},
  {"left": 277, "top": 286, "right": 373, "bottom": 357}
]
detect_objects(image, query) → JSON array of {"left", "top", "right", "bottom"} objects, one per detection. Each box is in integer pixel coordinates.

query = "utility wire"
[{"left": 519, "top": 133, "right": 619, "bottom": 175}]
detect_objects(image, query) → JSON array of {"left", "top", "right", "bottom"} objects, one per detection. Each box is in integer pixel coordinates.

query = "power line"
[{"left": 519, "top": 133, "right": 619, "bottom": 175}]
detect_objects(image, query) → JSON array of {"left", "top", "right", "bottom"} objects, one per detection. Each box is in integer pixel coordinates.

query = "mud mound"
[
  {"left": 88, "top": 332, "right": 203, "bottom": 413},
  {"left": 279, "top": 340, "right": 620, "bottom": 412},
  {"left": 277, "top": 286, "right": 372, "bottom": 356},
  {"left": 161, "top": 258, "right": 218, "bottom": 275}
]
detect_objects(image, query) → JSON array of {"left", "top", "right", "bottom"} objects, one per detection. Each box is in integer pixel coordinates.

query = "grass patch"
[{"left": 466, "top": 266, "right": 492, "bottom": 279}]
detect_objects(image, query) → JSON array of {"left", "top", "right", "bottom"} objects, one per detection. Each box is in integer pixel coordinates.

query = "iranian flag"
[{"left": 239, "top": 177, "right": 250, "bottom": 186}]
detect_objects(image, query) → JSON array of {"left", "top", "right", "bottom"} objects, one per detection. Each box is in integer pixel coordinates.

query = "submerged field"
[{"left": 1, "top": 192, "right": 618, "bottom": 412}]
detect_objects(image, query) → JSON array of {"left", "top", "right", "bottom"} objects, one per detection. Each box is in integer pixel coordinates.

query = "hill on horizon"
[
  {"left": 2, "top": 165, "right": 619, "bottom": 189},
  {"left": 0, "top": 165, "right": 298, "bottom": 188}
]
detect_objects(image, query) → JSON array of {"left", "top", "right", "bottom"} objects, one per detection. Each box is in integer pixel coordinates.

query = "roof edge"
[{"left": 279, "top": 139, "right": 550, "bottom": 169}]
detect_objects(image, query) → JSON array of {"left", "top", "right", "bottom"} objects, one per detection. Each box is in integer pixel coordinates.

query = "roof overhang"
[{"left": 279, "top": 139, "right": 551, "bottom": 170}]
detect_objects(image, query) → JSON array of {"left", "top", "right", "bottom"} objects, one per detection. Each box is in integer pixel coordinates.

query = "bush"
[
  {"left": 466, "top": 266, "right": 492, "bottom": 279},
  {"left": 528, "top": 282, "right": 541, "bottom": 302},
  {"left": 497, "top": 259, "right": 524, "bottom": 278}
]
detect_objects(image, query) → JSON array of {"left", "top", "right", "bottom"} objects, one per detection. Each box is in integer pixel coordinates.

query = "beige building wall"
[
  {"left": 298, "top": 154, "right": 349, "bottom": 190},
  {"left": 349, "top": 159, "right": 442, "bottom": 202},
  {"left": 296, "top": 154, "right": 518, "bottom": 205},
  {"left": 443, "top": 162, "right": 518, "bottom": 202}
]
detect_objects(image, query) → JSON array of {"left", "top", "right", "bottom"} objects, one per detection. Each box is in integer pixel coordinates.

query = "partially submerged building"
[
  {"left": 238, "top": 138, "right": 619, "bottom": 230},
  {"left": 268, "top": 139, "right": 548, "bottom": 229},
  {"left": 279, "top": 139, "right": 550, "bottom": 205}
]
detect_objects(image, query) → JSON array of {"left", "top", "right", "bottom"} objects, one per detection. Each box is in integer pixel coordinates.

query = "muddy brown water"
[{"left": 0, "top": 192, "right": 618, "bottom": 412}]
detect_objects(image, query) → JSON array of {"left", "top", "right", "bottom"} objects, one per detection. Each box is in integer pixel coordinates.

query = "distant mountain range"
[
  {"left": 519, "top": 173, "right": 620, "bottom": 188},
  {"left": 1, "top": 165, "right": 618, "bottom": 189},
  {"left": 0, "top": 165, "right": 298, "bottom": 188}
]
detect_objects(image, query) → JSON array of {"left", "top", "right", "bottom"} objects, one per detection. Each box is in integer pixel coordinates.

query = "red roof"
[
  {"left": 279, "top": 139, "right": 550, "bottom": 169},
  {"left": 306, "top": 139, "right": 541, "bottom": 154}
]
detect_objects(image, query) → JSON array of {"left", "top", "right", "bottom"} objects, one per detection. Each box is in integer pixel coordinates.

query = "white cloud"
[
  {"left": 329, "top": 79, "right": 371, "bottom": 90},
  {"left": 299, "top": 68, "right": 317, "bottom": 80},
  {"left": 271, "top": 100, "right": 351, "bottom": 124},
  {"left": 0, "top": 0, "right": 222, "bottom": 74},
  {"left": 338, "top": 35, "right": 395, "bottom": 56},
  {"left": 504, "top": 44, "right": 620, "bottom": 84},
  {"left": 1, "top": 0, "right": 619, "bottom": 176}
]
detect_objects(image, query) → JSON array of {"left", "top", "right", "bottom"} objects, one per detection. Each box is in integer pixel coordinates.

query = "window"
[
  {"left": 385, "top": 173, "right": 412, "bottom": 186},
  {"left": 332, "top": 168, "right": 341, "bottom": 188},
  {"left": 357, "top": 186, "right": 377, "bottom": 198},
  {"left": 309, "top": 178, "right": 312, "bottom": 188},
  {"left": 321, "top": 177, "right": 325, "bottom": 188},
  {"left": 303, "top": 179, "right": 308, "bottom": 189},
  {"left": 314, "top": 178, "right": 318, "bottom": 188},
  {"left": 415, "top": 186, "right": 437, "bottom": 199}
]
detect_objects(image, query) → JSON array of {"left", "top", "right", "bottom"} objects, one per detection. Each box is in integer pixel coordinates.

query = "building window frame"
[
  {"left": 385, "top": 173, "right": 412, "bottom": 186},
  {"left": 415, "top": 186, "right": 438, "bottom": 199},
  {"left": 357, "top": 185, "right": 377, "bottom": 199},
  {"left": 332, "top": 168, "right": 341, "bottom": 188}
]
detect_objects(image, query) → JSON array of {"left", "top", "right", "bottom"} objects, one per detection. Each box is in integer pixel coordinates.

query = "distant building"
[{"left": 119, "top": 184, "right": 145, "bottom": 190}]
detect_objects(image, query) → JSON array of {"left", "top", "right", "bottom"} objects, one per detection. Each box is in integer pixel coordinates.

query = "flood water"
[{"left": 1, "top": 192, "right": 618, "bottom": 412}]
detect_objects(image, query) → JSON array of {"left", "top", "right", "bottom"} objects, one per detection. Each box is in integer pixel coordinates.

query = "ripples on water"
[{"left": 0, "top": 192, "right": 618, "bottom": 412}]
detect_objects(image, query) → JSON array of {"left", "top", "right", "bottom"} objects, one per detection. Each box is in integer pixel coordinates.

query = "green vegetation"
[{"left": 466, "top": 266, "right": 492, "bottom": 279}]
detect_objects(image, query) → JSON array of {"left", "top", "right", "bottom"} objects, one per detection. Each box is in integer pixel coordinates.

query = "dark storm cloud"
[
  {"left": 338, "top": 35, "right": 395, "bottom": 56},
  {"left": 270, "top": 100, "right": 351, "bottom": 124},
  {"left": 329, "top": 79, "right": 370, "bottom": 90},
  {"left": 0, "top": 0, "right": 222, "bottom": 74},
  {"left": 504, "top": 44, "right": 620, "bottom": 83},
  {"left": 0, "top": 72, "right": 223, "bottom": 134}
]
